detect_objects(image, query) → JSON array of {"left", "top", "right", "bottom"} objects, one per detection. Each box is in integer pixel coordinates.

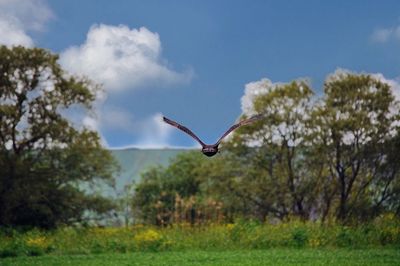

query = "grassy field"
[
  {"left": 1, "top": 249, "right": 399, "bottom": 266},
  {"left": 1, "top": 216, "right": 399, "bottom": 265}
]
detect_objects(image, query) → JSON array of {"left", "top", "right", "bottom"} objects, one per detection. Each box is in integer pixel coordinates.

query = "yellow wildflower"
[
  {"left": 226, "top": 223, "right": 235, "bottom": 231},
  {"left": 26, "top": 236, "right": 48, "bottom": 249},
  {"left": 308, "top": 238, "right": 321, "bottom": 248},
  {"left": 134, "top": 229, "right": 161, "bottom": 243}
]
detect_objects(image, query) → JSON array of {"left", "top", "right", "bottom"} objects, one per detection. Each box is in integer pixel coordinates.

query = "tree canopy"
[{"left": 0, "top": 46, "right": 118, "bottom": 228}]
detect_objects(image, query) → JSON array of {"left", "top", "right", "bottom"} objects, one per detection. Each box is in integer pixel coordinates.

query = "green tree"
[
  {"left": 132, "top": 151, "right": 212, "bottom": 225},
  {"left": 0, "top": 46, "right": 118, "bottom": 228},
  {"left": 131, "top": 166, "right": 166, "bottom": 225},
  {"left": 220, "top": 80, "right": 317, "bottom": 220},
  {"left": 311, "top": 70, "right": 400, "bottom": 222}
]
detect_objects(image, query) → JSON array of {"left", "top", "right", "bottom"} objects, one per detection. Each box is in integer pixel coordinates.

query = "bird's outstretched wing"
[
  {"left": 215, "top": 114, "right": 263, "bottom": 145},
  {"left": 163, "top": 116, "right": 206, "bottom": 147}
]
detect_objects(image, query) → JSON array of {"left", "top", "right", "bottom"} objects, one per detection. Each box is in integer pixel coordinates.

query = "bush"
[
  {"left": 133, "top": 229, "right": 164, "bottom": 251},
  {"left": 291, "top": 227, "right": 308, "bottom": 247}
]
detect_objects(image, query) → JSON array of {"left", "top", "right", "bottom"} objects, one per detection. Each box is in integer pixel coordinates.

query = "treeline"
[
  {"left": 132, "top": 72, "right": 400, "bottom": 225},
  {"left": 1, "top": 46, "right": 399, "bottom": 229}
]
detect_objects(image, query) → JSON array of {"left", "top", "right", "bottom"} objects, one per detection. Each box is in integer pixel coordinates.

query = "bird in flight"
[{"left": 163, "top": 114, "right": 262, "bottom": 157}]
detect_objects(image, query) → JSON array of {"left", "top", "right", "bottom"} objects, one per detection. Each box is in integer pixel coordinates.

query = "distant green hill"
[
  {"left": 110, "top": 148, "right": 192, "bottom": 192},
  {"left": 82, "top": 148, "right": 192, "bottom": 225}
]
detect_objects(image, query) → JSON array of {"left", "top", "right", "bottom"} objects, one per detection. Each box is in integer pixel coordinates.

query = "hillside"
[{"left": 110, "top": 148, "right": 192, "bottom": 192}]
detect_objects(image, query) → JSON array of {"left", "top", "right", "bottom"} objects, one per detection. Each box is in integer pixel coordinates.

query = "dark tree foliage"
[
  {"left": 0, "top": 46, "right": 118, "bottom": 229},
  {"left": 132, "top": 152, "right": 207, "bottom": 225}
]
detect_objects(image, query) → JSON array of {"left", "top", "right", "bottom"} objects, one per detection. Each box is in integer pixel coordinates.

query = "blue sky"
[{"left": 1, "top": 0, "right": 400, "bottom": 148}]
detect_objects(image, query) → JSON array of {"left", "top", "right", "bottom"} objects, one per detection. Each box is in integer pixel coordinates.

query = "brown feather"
[{"left": 163, "top": 114, "right": 262, "bottom": 157}]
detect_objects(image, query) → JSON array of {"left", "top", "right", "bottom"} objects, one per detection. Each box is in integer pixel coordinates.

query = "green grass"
[
  {"left": 1, "top": 214, "right": 399, "bottom": 265},
  {"left": 1, "top": 249, "right": 399, "bottom": 266},
  {"left": 1, "top": 215, "right": 399, "bottom": 258}
]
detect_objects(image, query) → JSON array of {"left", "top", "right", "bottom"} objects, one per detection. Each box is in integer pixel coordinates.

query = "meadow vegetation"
[
  {"left": 1, "top": 214, "right": 399, "bottom": 258},
  {"left": 2, "top": 249, "right": 400, "bottom": 266}
]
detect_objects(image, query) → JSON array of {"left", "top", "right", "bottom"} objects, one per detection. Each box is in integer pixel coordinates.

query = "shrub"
[
  {"left": 335, "top": 227, "right": 353, "bottom": 247},
  {"left": 134, "top": 229, "right": 164, "bottom": 251},
  {"left": 291, "top": 227, "right": 308, "bottom": 247}
]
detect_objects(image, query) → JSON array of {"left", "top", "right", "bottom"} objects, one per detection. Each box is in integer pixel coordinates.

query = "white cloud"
[
  {"left": 82, "top": 116, "right": 99, "bottom": 131},
  {"left": 0, "top": 17, "right": 33, "bottom": 47},
  {"left": 0, "top": 0, "right": 53, "bottom": 47},
  {"left": 101, "top": 109, "right": 136, "bottom": 133},
  {"left": 79, "top": 109, "right": 177, "bottom": 149},
  {"left": 241, "top": 78, "right": 283, "bottom": 115},
  {"left": 0, "top": 0, "right": 53, "bottom": 31},
  {"left": 371, "top": 72, "right": 400, "bottom": 102},
  {"left": 132, "top": 113, "right": 172, "bottom": 148},
  {"left": 60, "top": 24, "right": 192, "bottom": 91},
  {"left": 371, "top": 28, "right": 393, "bottom": 43},
  {"left": 371, "top": 25, "right": 400, "bottom": 43},
  {"left": 120, "top": 113, "right": 174, "bottom": 149}
]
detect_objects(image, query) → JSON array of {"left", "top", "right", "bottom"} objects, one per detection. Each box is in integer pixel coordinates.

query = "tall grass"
[{"left": 1, "top": 213, "right": 399, "bottom": 258}]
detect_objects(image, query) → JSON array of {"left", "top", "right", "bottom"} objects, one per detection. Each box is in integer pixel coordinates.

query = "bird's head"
[{"left": 201, "top": 145, "right": 218, "bottom": 157}]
